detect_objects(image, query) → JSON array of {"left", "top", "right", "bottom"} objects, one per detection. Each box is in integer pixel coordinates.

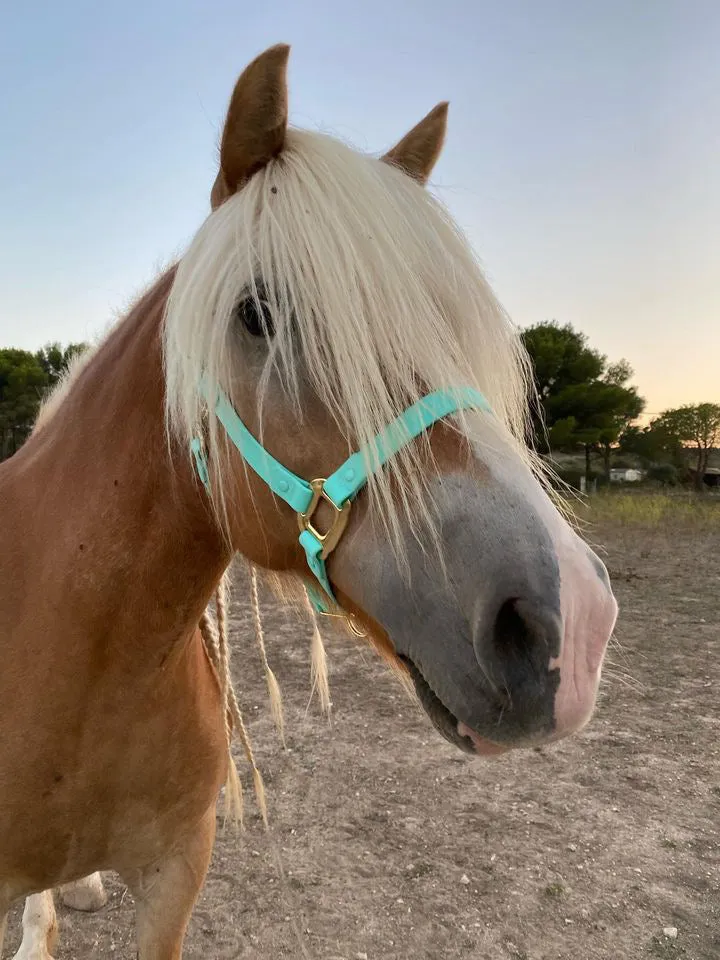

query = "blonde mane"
[{"left": 163, "top": 127, "right": 540, "bottom": 558}]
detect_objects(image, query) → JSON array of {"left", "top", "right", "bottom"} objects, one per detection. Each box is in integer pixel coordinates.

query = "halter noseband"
[{"left": 191, "top": 384, "right": 490, "bottom": 616}]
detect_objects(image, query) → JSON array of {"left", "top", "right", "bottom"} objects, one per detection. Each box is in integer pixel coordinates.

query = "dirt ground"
[{"left": 5, "top": 518, "right": 719, "bottom": 959}]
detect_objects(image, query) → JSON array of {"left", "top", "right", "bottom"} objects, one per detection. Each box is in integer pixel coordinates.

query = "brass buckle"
[
  {"left": 317, "top": 608, "right": 367, "bottom": 638},
  {"left": 297, "top": 479, "right": 351, "bottom": 560}
]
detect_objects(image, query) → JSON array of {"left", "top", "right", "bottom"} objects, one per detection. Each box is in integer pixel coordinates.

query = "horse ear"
[
  {"left": 211, "top": 44, "right": 290, "bottom": 209},
  {"left": 381, "top": 102, "right": 449, "bottom": 185}
]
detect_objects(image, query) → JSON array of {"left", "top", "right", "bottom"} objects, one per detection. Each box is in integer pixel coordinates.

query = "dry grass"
[{"left": 578, "top": 488, "right": 720, "bottom": 532}]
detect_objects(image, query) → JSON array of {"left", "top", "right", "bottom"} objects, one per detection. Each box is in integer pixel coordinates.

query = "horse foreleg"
[
  {"left": 121, "top": 806, "right": 216, "bottom": 960},
  {"left": 58, "top": 873, "right": 107, "bottom": 912},
  {"left": 11, "top": 892, "right": 58, "bottom": 960}
]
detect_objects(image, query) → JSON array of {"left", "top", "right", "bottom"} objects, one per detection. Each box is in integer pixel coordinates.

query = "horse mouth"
[{"left": 399, "top": 656, "right": 510, "bottom": 758}]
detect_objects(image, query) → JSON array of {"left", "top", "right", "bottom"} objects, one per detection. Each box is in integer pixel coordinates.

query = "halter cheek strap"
[{"left": 192, "top": 384, "right": 490, "bottom": 614}]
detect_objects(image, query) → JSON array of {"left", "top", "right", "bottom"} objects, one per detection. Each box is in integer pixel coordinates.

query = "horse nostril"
[
  {"left": 471, "top": 592, "right": 563, "bottom": 739},
  {"left": 494, "top": 598, "right": 533, "bottom": 661},
  {"left": 475, "top": 596, "right": 563, "bottom": 710},
  {"left": 492, "top": 597, "right": 562, "bottom": 664}
]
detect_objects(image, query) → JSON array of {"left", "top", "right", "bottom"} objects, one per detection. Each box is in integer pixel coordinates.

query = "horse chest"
[{"left": 0, "top": 636, "right": 226, "bottom": 889}]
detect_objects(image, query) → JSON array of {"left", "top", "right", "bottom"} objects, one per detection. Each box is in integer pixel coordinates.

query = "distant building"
[{"left": 609, "top": 468, "right": 645, "bottom": 483}]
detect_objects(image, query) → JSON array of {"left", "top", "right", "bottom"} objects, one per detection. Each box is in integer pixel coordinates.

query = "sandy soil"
[{"left": 5, "top": 520, "right": 719, "bottom": 959}]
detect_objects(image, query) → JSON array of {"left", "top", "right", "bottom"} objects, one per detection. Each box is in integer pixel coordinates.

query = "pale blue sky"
[{"left": 1, "top": 1, "right": 717, "bottom": 415}]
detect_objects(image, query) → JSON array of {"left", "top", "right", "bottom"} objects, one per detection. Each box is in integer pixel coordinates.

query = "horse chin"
[{"left": 400, "top": 657, "right": 511, "bottom": 758}]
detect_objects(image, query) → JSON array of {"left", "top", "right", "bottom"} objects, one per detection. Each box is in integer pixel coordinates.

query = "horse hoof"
[{"left": 59, "top": 874, "right": 107, "bottom": 912}]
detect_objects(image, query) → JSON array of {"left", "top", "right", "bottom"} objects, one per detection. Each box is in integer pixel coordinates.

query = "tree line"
[
  {"left": 0, "top": 343, "right": 86, "bottom": 459},
  {"left": 1, "top": 328, "right": 718, "bottom": 488},
  {"left": 522, "top": 322, "right": 719, "bottom": 489}
]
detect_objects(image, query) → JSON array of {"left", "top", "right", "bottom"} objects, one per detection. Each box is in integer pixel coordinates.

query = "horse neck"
[{"left": 16, "top": 269, "right": 232, "bottom": 658}]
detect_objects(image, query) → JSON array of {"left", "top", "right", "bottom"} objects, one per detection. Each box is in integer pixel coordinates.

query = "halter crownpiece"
[{"left": 191, "top": 382, "right": 491, "bottom": 616}]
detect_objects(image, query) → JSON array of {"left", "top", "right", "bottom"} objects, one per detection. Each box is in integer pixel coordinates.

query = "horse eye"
[{"left": 235, "top": 297, "right": 275, "bottom": 338}]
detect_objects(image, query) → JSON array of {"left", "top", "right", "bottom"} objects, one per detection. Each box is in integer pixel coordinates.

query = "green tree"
[
  {"left": 653, "top": 404, "right": 720, "bottom": 489},
  {"left": 619, "top": 422, "right": 686, "bottom": 468},
  {"left": 0, "top": 349, "right": 48, "bottom": 458},
  {"left": 521, "top": 322, "right": 604, "bottom": 448},
  {"left": 35, "top": 342, "right": 87, "bottom": 387},
  {"left": 595, "top": 372, "right": 645, "bottom": 479},
  {"left": 522, "top": 322, "right": 645, "bottom": 481},
  {"left": 0, "top": 342, "right": 86, "bottom": 460}
]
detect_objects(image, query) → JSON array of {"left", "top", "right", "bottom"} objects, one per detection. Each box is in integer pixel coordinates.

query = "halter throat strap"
[{"left": 192, "top": 382, "right": 490, "bottom": 612}]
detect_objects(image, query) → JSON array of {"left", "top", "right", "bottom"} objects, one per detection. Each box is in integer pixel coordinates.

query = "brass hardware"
[
  {"left": 317, "top": 607, "right": 367, "bottom": 638},
  {"left": 297, "top": 479, "right": 351, "bottom": 559}
]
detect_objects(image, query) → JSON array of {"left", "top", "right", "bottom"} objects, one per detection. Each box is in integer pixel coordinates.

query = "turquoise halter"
[{"left": 191, "top": 383, "right": 490, "bottom": 617}]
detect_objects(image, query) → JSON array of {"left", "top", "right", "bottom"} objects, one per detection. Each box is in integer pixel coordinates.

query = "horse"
[
  {"left": 8, "top": 351, "right": 217, "bottom": 959},
  {"left": 0, "top": 43, "right": 618, "bottom": 960},
  {"left": 8, "top": 349, "right": 253, "bottom": 959}
]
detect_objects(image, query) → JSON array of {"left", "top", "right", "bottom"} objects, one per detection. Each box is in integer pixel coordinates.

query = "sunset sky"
[{"left": 1, "top": 0, "right": 717, "bottom": 417}]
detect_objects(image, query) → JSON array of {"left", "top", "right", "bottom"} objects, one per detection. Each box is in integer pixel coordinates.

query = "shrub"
[{"left": 647, "top": 463, "right": 679, "bottom": 487}]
